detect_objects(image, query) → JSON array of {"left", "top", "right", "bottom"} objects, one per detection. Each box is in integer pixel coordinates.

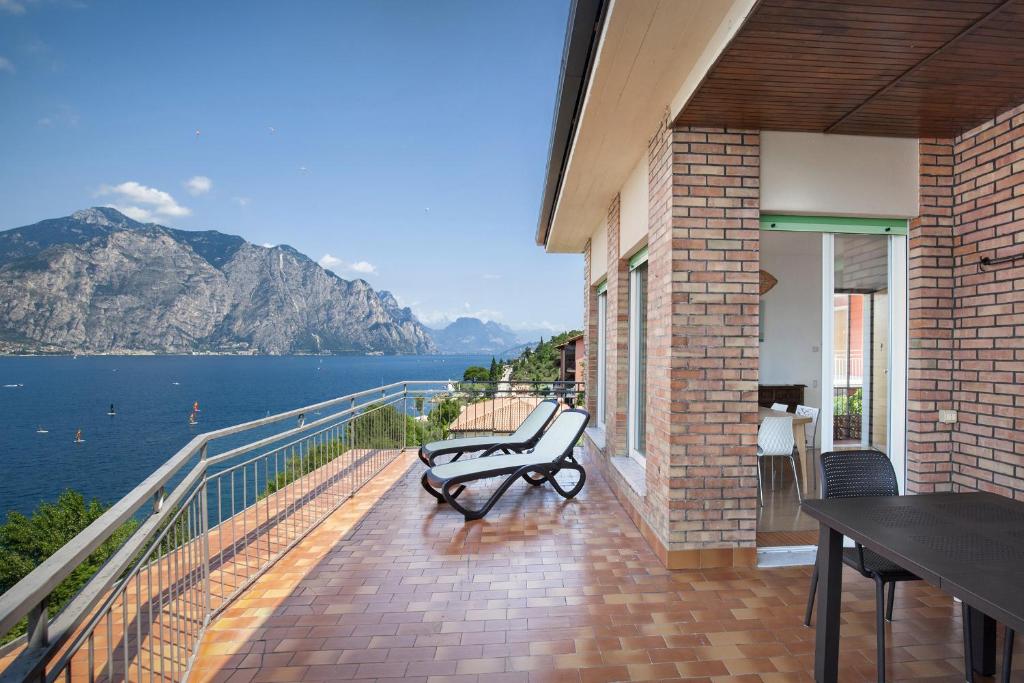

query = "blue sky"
[{"left": 0, "top": 0, "right": 582, "bottom": 332}]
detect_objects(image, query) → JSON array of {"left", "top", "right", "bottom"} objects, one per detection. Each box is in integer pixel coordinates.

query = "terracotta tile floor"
[{"left": 191, "top": 450, "right": 990, "bottom": 683}]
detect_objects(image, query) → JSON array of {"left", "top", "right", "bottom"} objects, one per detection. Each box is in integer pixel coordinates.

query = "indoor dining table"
[{"left": 759, "top": 407, "right": 813, "bottom": 494}]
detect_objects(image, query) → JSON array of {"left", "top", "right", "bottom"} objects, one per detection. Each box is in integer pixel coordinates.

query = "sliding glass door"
[{"left": 821, "top": 232, "right": 907, "bottom": 490}]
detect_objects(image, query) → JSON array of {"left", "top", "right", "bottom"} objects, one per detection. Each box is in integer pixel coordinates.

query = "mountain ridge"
[{"left": 0, "top": 208, "right": 436, "bottom": 355}]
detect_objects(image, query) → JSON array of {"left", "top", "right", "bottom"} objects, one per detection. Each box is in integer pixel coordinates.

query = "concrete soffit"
[{"left": 544, "top": 0, "right": 758, "bottom": 254}]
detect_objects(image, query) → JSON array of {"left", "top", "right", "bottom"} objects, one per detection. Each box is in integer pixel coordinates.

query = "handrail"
[
  {"left": 0, "top": 378, "right": 584, "bottom": 683},
  {"left": 0, "top": 380, "right": 438, "bottom": 640}
]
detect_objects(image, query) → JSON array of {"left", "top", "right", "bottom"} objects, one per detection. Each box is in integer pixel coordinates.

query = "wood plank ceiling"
[{"left": 675, "top": 0, "right": 1024, "bottom": 138}]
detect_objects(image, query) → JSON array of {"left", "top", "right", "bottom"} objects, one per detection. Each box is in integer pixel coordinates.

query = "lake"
[{"left": 0, "top": 354, "right": 487, "bottom": 517}]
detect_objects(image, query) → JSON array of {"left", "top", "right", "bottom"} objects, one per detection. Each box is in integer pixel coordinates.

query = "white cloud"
[
  {"left": 106, "top": 205, "right": 155, "bottom": 222},
  {"left": 261, "top": 243, "right": 275, "bottom": 248},
  {"left": 413, "top": 304, "right": 504, "bottom": 328},
  {"left": 0, "top": 0, "right": 25, "bottom": 15},
  {"left": 184, "top": 175, "right": 212, "bottom": 196},
  {"left": 318, "top": 254, "right": 377, "bottom": 275},
  {"left": 0, "top": 57, "right": 15, "bottom": 74},
  {"left": 98, "top": 181, "right": 190, "bottom": 223},
  {"left": 318, "top": 253, "right": 343, "bottom": 270},
  {"left": 482, "top": 273, "right": 501, "bottom": 280},
  {"left": 349, "top": 260, "right": 376, "bottom": 274},
  {"left": 232, "top": 196, "right": 250, "bottom": 207}
]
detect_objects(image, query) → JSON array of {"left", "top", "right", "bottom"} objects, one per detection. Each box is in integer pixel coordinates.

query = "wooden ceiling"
[{"left": 675, "top": 0, "right": 1024, "bottom": 138}]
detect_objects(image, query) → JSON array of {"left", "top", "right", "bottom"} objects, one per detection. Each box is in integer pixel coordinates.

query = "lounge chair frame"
[
  {"left": 417, "top": 398, "right": 559, "bottom": 466},
  {"left": 421, "top": 408, "right": 589, "bottom": 521}
]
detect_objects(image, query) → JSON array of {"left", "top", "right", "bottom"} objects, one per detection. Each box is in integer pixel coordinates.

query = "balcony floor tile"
[{"left": 191, "top": 449, "right": 990, "bottom": 683}]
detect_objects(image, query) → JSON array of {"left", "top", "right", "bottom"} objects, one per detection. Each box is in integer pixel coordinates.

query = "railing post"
[
  {"left": 199, "top": 444, "right": 212, "bottom": 622},
  {"left": 152, "top": 485, "right": 165, "bottom": 513},
  {"left": 27, "top": 598, "right": 46, "bottom": 683},
  {"left": 27, "top": 598, "right": 47, "bottom": 650},
  {"left": 402, "top": 384, "right": 408, "bottom": 448}
]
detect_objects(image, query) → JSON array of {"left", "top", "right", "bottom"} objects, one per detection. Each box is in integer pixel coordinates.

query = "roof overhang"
[
  {"left": 537, "top": 0, "right": 1024, "bottom": 253},
  {"left": 676, "top": 0, "right": 1024, "bottom": 137},
  {"left": 536, "top": 0, "right": 757, "bottom": 253}
]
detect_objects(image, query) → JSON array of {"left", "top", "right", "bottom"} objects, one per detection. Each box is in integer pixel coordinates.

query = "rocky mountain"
[
  {"left": 0, "top": 208, "right": 436, "bottom": 355},
  {"left": 429, "top": 317, "right": 524, "bottom": 355}
]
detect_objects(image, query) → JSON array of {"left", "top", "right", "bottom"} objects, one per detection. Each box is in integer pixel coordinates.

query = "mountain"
[
  {"left": 0, "top": 207, "right": 436, "bottom": 355},
  {"left": 429, "top": 317, "right": 524, "bottom": 355}
]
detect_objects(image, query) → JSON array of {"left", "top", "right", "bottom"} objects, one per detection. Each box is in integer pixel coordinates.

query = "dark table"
[{"left": 802, "top": 492, "right": 1024, "bottom": 682}]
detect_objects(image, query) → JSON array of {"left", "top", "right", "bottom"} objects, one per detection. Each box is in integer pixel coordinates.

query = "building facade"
[{"left": 536, "top": 0, "right": 1024, "bottom": 568}]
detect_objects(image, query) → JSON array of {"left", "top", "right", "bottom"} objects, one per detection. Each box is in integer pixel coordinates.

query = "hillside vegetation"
[{"left": 509, "top": 330, "right": 581, "bottom": 382}]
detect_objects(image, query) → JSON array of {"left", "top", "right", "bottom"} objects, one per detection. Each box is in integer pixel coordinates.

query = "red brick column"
[
  {"left": 604, "top": 196, "right": 629, "bottom": 457},
  {"left": 582, "top": 240, "right": 598, "bottom": 416},
  {"left": 646, "top": 120, "right": 761, "bottom": 567},
  {"left": 906, "top": 140, "right": 955, "bottom": 493}
]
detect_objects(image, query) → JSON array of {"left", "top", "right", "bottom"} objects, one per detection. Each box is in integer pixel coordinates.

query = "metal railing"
[{"left": 0, "top": 379, "right": 581, "bottom": 683}]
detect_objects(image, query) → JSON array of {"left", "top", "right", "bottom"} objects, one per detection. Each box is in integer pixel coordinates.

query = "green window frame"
[
  {"left": 628, "top": 245, "right": 649, "bottom": 270},
  {"left": 760, "top": 214, "right": 907, "bottom": 236}
]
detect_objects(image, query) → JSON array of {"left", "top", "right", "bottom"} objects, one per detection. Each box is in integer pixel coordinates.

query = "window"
[
  {"left": 627, "top": 250, "right": 648, "bottom": 463},
  {"left": 596, "top": 287, "right": 607, "bottom": 431}
]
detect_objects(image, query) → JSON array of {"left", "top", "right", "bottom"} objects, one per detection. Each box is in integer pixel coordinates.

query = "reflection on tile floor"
[{"left": 191, "top": 449, "right": 997, "bottom": 682}]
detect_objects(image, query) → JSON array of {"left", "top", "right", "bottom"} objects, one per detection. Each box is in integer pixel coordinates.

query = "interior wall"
[
  {"left": 759, "top": 231, "right": 823, "bottom": 412},
  {"left": 761, "top": 132, "right": 919, "bottom": 218}
]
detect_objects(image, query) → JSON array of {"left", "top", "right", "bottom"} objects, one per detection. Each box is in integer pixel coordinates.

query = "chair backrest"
[
  {"left": 770, "top": 402, "right": 789, "bottom": 412},
  {"left": 511, "top": 399, "right": 559, "bottom": 441},
  {"left": 758, "top": 416, "right": 795, "bottom": 456},
  {"left": 533, "top": 409, "right": 590, "bottom": 462},
  {"left": 795, "top": 404, "right": 819, "bottom": 424},
  {"left": 795, "top": 404, "right": 820, "bottom": 441},
  {"left": 819, "top": 450, "right": 898, "bottom": 499}
]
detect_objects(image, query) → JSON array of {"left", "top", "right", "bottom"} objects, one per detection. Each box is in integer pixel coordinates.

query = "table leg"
[
  {"left": 969, "top": 606, "right": 997, "bottom": 676},
  {"left": 814, "top": 524, "right": 843, "bottom": 682},
  {"left": 794, "top": 424, "right": 810, "bottom": 495}
]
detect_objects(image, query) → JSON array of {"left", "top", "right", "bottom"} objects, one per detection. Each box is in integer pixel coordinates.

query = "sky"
[{"left": 0, "top": 0, "right": 582, "bottom": 333}]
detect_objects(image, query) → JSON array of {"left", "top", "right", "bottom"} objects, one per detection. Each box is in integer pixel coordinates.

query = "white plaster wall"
[
  {"left": 619, "top": 154, "right": 649, "bottom": 257},
  {"left": 761, "top": 132, "right": 919, "bottom": 218},
  {"left": 760, "top": 231, "right": 823, "bottom": 415},
  {"left": 590, "top": 218, "right": 608, "bottom": 285}
]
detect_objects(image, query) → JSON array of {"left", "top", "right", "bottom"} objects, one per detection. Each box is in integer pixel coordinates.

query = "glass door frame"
[{"left": 819, "top": 231, "right": 908, "bottom": 493}]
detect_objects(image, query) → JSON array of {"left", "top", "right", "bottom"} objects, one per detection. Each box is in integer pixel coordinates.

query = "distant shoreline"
[{"left": 0, "top": 351, "right": 502, "bottom": 358}]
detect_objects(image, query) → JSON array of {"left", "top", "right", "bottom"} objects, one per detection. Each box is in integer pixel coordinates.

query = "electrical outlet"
[{"left": 938, "top": 409, "right": 957, "bottom": 424}]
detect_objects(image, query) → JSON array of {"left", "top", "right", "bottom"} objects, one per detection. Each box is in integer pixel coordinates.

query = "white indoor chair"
[
  {"left": 757, "top": 415, "right": 799, "bottom": 506},
  {"left": 795, "top": 404, "right": 820, "bottom": 493}
]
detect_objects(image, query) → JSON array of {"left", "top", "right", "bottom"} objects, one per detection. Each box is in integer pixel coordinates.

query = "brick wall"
[
  {"left": 950, "top": 104, "right": 1024, "bottom": 497},
  {"left": 582, "top": 240, "right": 598, "bottom": 417},
  {"left": 652, "top": 121, "right": 761, "bottom": 560},
  {"left": 604, "top": 196, "right": 629, "bottom": 458},
  {"left": 907, "top": 139, "right": 956, "bottom": 493}
]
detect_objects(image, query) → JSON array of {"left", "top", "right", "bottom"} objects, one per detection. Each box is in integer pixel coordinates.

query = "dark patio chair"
[
  {"left": 421, "top": 408, "right": 588, "bottom": 521},
  {"left": 418, "top": 398, "right": 558, "bottom": 466},
  {"left": 803, "top": 449, "right": 920, "bottom": 683}
]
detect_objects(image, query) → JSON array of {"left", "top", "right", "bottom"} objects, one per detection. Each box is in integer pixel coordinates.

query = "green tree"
[
  {"left": 488, "top": 357, "right": 499, "bottom": 382},
  {"left": 428, "top": 398, "right": 461, "bottom": 438},
  {"left": 509, "top": 330, "right": 581, "bottom": 383},
  {"left": 462, "top": 366, "right": 489, "bottom": 382},
  {"left": 0, "top": 490, "right": 139, "bottom": 644}
]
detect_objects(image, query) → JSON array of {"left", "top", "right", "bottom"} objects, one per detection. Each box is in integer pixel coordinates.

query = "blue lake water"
[{"left": 0, "top": 355, "right": 487, "bottom": 517}]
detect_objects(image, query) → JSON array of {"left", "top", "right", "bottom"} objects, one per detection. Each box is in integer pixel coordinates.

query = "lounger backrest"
[
  {"left": 532, "top": 409, "right": 589, "bottom": 462},
  {"left": 510, "top": 399, "right": 559, "bottom": 441}
]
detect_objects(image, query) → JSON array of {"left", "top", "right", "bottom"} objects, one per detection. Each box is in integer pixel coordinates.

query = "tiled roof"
[{"left": 448, "top": 396, "right": 545, "bottom": 433}]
